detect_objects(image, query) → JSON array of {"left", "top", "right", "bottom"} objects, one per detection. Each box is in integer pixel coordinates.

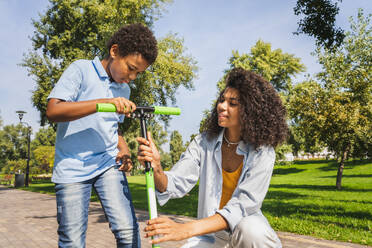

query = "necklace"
[{"left": 223, "top": 134, "right": 240, "bottom": 147}]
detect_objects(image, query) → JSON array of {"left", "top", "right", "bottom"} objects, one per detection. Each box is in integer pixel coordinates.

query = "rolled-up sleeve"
[
  {"left": 48, "top": 63, "right": 82, "bottom": 102},
  {"left": 156, "top": 136, "right": 203, "bottom": 206},
  {"left": 216, "top": 146, "right": 275, "bottom": 232}
]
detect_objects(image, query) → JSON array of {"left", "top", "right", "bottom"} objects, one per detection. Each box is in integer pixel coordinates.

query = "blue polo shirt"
[{"left": 48, "top": 57, "right": 131, "bottom": 183}]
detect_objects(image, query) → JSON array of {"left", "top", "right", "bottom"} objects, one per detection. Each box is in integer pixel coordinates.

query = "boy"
[{"left": 46, "top": 23, "right": 158, "bottom": 248}]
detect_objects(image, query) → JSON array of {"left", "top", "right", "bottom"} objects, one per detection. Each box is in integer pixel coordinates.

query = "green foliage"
[
  {"left": 293, "top": 0, "right": 345, "bottom": 49},
  {"left": 288, "top": 10, "right": 372, "bottom": 188},
  {"left": 160, "top": 151, "right": 172, "bottom": 171},
  {"left": 1, "top": 159, "right": 27, "bottom": 174},
  {"left": 126, "top": 33, "right": 197, "bottom": 124},
  {"left": 290, "top": 10, "right": 371, "bottom": 160},
  {"left": 200, "top": 40, "right": 305, "bottom": 153},
  {"left": 275, "top": 143, "right": 293, "bottom": 161},
  {"left": 288, "top": 80, "right": 326, "bottom": 153},
  {"left": 21, "top": 0, "right": 197, "bottom": 126},
  {"left": 316, "top": 9, "right": 372, "bottom": 105},
  {"left": 31, "top": 126, "right": 56, "bottom": 148},
  {"left": 169, "top": 130, "right": 185, "bottom": 164},
  {"left": 223, "top": 40, "right": 306, "bottom": 93},
  {"left": 198, "top": 109, "right": 211, "bottom": 134},
  {"left": 32, "top": 146, "right": 55, "bottom": 174},
  {"left": 266, "top": 160, "right": 372, "bottom": 245},
  {"left": 287, "top": 125, "right": 304, "bottom": 156},
  {"left": 21, "top": 0, "right": 197, "bottom": 169},
  {"left": 0, "top": 119, "right": 54, "bottom": 174},
  {"left": 30, "top": 0, "right": 172, "bottom": 62},
  {"left": 0, "top": 124, "right": 30, "bottom": 167}
]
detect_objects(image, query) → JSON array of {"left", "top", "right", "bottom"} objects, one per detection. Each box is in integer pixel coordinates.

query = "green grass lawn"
[
  {"left": 13, "top": 159, "right": 372, "bottom": 245},
  {"left": 264, "top": 160, "right": 372, "bottom": 246}
]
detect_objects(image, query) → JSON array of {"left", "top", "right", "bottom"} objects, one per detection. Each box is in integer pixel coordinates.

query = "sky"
[{"left": 0, "top": 0, "right": 371, "bottom": 143}]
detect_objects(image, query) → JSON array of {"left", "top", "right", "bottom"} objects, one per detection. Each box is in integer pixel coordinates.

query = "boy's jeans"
[{"left": 55, "top": 166, "right": 140, "bottom": 248}]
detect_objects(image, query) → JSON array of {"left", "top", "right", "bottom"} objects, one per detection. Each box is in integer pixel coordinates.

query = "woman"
[{"left": 137, "top": 68, "right": 288, "bottom": 248}]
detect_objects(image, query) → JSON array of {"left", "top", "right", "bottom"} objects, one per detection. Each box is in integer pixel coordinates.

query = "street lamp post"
[{"left": 16, "top": 110, "right": 31, "bottom": 187}]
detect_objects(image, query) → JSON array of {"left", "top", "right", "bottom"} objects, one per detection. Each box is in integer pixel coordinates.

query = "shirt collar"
[
  {"left": 92, "top": 56, "right": 109, "bottom": 79},
  {"left": 214, "top": 128, "right": 250, "bottom": 154},
  {"left": 215, "top": 129, "right": 224, "bottom": 149}
]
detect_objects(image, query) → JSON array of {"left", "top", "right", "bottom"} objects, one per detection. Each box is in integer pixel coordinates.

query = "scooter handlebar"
[{"left": 96, "top": 103, "right": 181, "bottom": 115}]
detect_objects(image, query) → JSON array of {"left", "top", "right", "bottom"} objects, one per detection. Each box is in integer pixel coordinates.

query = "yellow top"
[{"left": 219, "top": 162, "right": 243, "bottom": 209}]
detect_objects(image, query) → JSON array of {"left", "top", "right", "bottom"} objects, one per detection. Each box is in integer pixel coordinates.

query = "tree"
[
  {"left": 21, "top": 0, "right": 198, "bottom": 171},
  {"left": 159, "top": 152, "right": 172, "bottom": 171},
  {"left": 21, "top": 0, "right": 197, "bottom": 125},
  {"left": 31, "top": 126, "right": 56, "bottom": 148},
  {"left": 288, "top": 10, "right": 371, "bottom": 189},
  {"left": 0, "top": 124, "right": 29, "bottom": 172},
  {"left": 169, "top": 130, "right": 185, "bottom": 165},
  {"left": 200, "top": 41, "right": 305, "bottom": 159},
  {"left": 2, "top": 160, "right": 27, "bottom": 175},
  {"left": 288, "top": 81, "right": 327, "bottom": 155},
  {"left": 0, "top": 124, "right": 29, "bottom": 162},
  {"left": 294, "top": 0, "right": 345, "bottom": 49},
  {"left": 222, "top": 40, "right": 305, "bottom": 94},
  {"left": 288, "top": 121, "right": 324, "bottom": 157},
  {"left": 31, "top": 126, "right": 56, "bottom": 174},
  {"left": 33, "top": 146, "right": 55, "bottom": 174},
  {"left": 275, "top": 143, "right": 293, "bottom": 162},
  {"left": 0, "top": 115, "right": 3, "bottom": 168}
]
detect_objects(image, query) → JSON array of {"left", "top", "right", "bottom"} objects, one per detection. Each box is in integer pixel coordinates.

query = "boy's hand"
[
  {"left": 116, "top": 152, "right": 133, "bottom": 172},
  {"left": 108, "top": 97, "right": 136, "bottom": 116},
  {"left": 136, "top": 132, "right": 161, "bottom": 171}
]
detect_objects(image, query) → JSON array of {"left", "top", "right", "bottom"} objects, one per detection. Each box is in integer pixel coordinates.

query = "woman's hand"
[
  {"left": 145, "top": 214, "right": 229, "bottom": 245},
  {"left": 144, "top": 217, "right": 192, "bottom": 244},
  {"left": 137, "top": 131, "right": 168, "bottom": 192},
  {"left": 136, "top": 132, "right": 161, "bottom": 171}
]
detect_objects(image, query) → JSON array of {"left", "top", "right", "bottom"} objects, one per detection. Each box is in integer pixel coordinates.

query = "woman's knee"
[
  {"left": 231, "top": 215, "right": 281, "bottom": 248},
  {"left": 237, "top": 215, "right": 267, "bottom": 239}
]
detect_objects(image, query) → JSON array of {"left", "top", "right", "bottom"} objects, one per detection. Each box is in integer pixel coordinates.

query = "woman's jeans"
[{"left": 55, "top": 166, "right": 140, "bottom": 248}]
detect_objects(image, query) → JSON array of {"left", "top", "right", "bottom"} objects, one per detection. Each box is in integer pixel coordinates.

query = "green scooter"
[{"left": 96, "top": 103, "right": 181, "bottom": 248}]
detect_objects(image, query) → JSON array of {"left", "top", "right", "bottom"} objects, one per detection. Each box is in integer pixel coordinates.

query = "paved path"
[{"left": 0, "top": 185, "right": 370, "bottom": 248}]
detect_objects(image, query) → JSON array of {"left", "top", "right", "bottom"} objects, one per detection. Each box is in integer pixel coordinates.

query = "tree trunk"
[{"left": 336, "top": 148, "right": 348, "bottom": 190}]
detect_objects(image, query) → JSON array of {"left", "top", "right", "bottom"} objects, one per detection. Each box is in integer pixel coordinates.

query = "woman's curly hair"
[
  {"left": 205, "top": 67, "right": 288, "bottom": 149},
  {"left": 106, "top": 23, "right": 158, "bottom": 64}
]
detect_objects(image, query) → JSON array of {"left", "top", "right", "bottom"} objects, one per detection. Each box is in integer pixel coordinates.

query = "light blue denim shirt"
[
  {"left": 48, "top": 57, "right": 130, "bottom": 183},
  {"left": 157, "top": 130, "right": 275, "bottom": 240}
]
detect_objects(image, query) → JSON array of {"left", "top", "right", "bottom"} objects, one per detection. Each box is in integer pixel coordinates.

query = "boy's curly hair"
[
  {"left": 205, "top": 67, "right": 288, "bottom": 149},
  {"left": 106, "top": 23, "right": 158, "bottom": 64}
]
